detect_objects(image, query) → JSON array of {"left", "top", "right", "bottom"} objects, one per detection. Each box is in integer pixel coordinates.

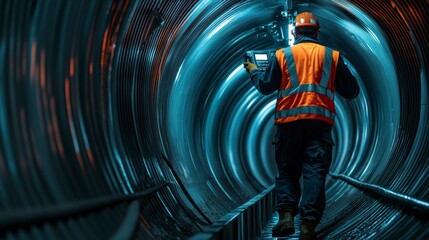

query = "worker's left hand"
[{"left": 243, "top": 62, "right": 257, "bottom": 73}]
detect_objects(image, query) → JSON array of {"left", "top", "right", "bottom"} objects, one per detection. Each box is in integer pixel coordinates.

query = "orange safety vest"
[{"left": 274, "top": 43, "right": 339, "bottom": 125}]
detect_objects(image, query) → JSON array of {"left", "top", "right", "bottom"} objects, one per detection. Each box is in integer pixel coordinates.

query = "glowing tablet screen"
[{"left": 254, "top": 53, "right": 268, "bottom": 61}]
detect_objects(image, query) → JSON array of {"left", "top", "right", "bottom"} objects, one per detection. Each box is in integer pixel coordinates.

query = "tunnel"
[{"left": 1, "top": 0, "right": 429, "bottom": 239}]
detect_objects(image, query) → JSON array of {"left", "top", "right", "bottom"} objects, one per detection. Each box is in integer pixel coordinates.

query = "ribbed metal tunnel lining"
[
  {"left": 1, "top": 0, "right": 429, "bottom": 239},
  {"left": 352, "top": 0, "right": 420, "bottom": 188}
]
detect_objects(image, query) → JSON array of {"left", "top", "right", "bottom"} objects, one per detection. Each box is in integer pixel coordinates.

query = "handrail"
[
  {"left": 0, "top": 182, "right": 168, "bottom": 230},
  {"left": 330, "top": 172, "right": 429, "bottom": 213}
]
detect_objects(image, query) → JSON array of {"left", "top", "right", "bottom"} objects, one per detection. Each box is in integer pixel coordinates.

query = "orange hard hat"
[{"left": 295, "top": 12, "right": 320, "bottom": 29}]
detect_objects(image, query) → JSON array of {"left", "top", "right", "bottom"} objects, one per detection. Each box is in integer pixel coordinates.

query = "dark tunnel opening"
[{"left": 1, "top": 0, "right": 429, "bottom": 239}]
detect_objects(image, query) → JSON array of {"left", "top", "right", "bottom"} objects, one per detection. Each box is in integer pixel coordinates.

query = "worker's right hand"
[{"left": 243, "top": 62, "right": 257, "bottom": 73}]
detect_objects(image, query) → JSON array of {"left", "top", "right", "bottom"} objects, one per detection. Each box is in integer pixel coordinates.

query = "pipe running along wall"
[{"left": 1, "top": 0, "right": 428, "bottom": 239}]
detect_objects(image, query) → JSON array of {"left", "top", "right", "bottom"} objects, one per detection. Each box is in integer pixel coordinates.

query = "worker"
[{"left": 243, "top": 12, "right": 359, "bottom": 239}]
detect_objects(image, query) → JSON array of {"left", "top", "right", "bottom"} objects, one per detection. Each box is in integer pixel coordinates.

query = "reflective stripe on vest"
[
  {"left": 275, "top": 106, "right": 335, "bottom": 120},
  {"left": 277, "top": 84, "right": 334, "bottom": 100},
  {"left": 275, "top": 44, "right": 338, "bottom": 125},
  {"left": 284, "top": 47, "right": 299, "bottom": 87},
  {"left": 320, "top": 49, "right": 333, "bottom": 88}
]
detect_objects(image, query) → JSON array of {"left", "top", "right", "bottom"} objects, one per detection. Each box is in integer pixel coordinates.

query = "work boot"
[
  {"left": 299, "top": 221, "right": 316, "bottom": 240},
  {"left": 272, "top": 212, "right": 295, "bottom": 237}
]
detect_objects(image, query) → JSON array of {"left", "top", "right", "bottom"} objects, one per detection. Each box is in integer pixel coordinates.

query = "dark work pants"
[{"left": 273, "top": 119, "right": 333, "bottom": 225}]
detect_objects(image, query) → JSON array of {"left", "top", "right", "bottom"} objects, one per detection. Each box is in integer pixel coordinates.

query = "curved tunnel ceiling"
[{"left": 1, "top": 0, "right": 429, "bottom": 239}]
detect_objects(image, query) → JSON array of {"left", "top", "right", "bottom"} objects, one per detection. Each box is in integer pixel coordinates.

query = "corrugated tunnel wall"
[{"left": 1, "top": 0, "right": 428, "bottom": 239}]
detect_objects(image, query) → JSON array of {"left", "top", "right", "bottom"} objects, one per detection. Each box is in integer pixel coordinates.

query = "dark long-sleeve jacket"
[{"left": 249, "top": 37, "right": 359, "bottom": 99}]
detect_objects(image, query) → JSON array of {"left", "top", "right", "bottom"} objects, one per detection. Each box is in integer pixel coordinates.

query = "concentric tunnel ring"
[{"left": 1, "top": 0, "right": 428, "bottom": 239}]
